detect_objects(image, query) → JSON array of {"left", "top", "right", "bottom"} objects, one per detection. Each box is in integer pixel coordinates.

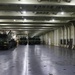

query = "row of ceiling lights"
[
  {"left": 14, "top": 18, "right": 61, "bottom": 22},
  {"left": 20, "top": 10, "right": 65, "bottom": 15},
  {"left": 13, "top": 11, "right": 65, "bottom": 22},
  {"left": 13, "top": 19, "right": 56, "bottom": 22},
  {"left": 14, "top": 19, "right": 26, "bottom": 22}
]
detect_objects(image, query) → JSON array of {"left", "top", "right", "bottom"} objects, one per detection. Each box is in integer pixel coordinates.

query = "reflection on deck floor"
[{"left": 0, "top": 45, "right": 75, "bottom": 75}]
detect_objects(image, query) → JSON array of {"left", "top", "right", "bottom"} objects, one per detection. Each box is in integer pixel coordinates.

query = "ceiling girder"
[
  {"left": 0, "top": 5, "right": 75, "bottom": 12},
  {"left": 0, "top": 15, "right": 74, "bottom": 20},
  {"left": 0, "top": 0, "right": 74, "bottom": 6},
  {"left": 0, "top": 24, "right": 66, "bottom": 26},
  {"left": 0, "top": 13, "right": 74, "bottom": 17},
  {"left": 0, "top": 0, "right": 74, "bottom": 36}
]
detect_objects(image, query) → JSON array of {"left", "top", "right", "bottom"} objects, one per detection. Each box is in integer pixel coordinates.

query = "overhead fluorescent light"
[
  {"left": 22, "top": 11, "right": 26, "bottom": 14},
  {"left": 24, "top": 19, "right": 26, "bottom": 21},
  {"left": 20, "top": 7, "right": 22, "bottom": 9},
  {"left": 14, "top": 19, "right": 16, "bottom": 21},
  {"left": 61, "top": 12, "right": 64, "bottom": 15},
  {"left": 52, "top": 19, "right": 55, "bottom": 22}
]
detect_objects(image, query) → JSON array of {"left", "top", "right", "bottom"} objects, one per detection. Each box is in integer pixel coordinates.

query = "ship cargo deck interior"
[
  {"left": 0, "top": 0, "right": 75, "bottom": 75},
  {"left": 0, "top": 45, "right": 75, "bottom": 75}
]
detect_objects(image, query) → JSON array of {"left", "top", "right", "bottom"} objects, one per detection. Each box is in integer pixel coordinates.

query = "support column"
[
  {"left": 66, "top": 26, "right": 68, "bottom": 48},
  {"left": 64, "top": 26, "right": 67, "bottom": 47},
  {"left": 62, "top": 27, "right": 64, "bottom": 47},
  {"left": 68, "top": 26, "right": 70, "bottom": 40},
  {"left": 48, "top": 33, "right": 51, "bottom": 45},
  {"left": 52, "top": 31, "right": 54, "bottom": 46},
  {"left": 74, "top": 25, "right": 75, "bottom": 48},
  {"left": 71, "top": 23, "right": 74, "bottom": 49},
  {"left": 57, "top": 29, "right": 59, "bottom": 46},
  {"left": 68, "top": 25, "right": 71, "bottom": 49},
  {"left": 54, "top": 30, "right": 57, "bottom": 46}
]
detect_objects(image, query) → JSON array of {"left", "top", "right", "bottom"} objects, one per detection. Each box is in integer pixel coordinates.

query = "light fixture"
[
  {"left": 20, "top": 7, "right": 22, "bottom": 9},
  {"left": 22, "top": 11, "right": 26, "bottom": 14},
  {"left": 24, "top": 19, "right": 26, "bottom": 21},
  {"left": 14, "top": 19, "right": 16, "bottom": 21},
  {"left": 1, "top": 24, "right": 8, "bottom": 25},
  {"left": 25, "top": 31, "right": 28, "bottom": 34},
  {"left": 52, "top": 19, "right": 55, "bottom": 22},
  {"left": 61, "top": 12, "right": 64, "bottom": 15}
]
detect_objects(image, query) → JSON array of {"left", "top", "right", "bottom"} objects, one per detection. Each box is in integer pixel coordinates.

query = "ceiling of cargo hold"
[{"left": 0, "top": 0, "right": 75, "bottom": 37}]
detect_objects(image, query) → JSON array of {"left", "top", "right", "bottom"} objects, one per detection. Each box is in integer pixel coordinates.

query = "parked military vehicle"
[
  {"left": 28, "top": 37, "right": 41, "bottom": 45},
  {"left": 19, "top": 37, "right": 27, "bottom": 45},
  {"left": 34, "top": 37, "right": 41, "bottom": 45},
  {"left": 28, "top": 37, "right": 34, "bottom": 45},
  {"left": 0, "top": 33, "right": 17, "bottom": 50}
]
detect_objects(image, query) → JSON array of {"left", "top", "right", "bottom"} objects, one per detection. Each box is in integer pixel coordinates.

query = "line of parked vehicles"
[
  {"left": 19, "top": 37, "right": 41, "bottom": 45},
  {"left": 0, "top": 33, "right": 41, "bottom": 50}
]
